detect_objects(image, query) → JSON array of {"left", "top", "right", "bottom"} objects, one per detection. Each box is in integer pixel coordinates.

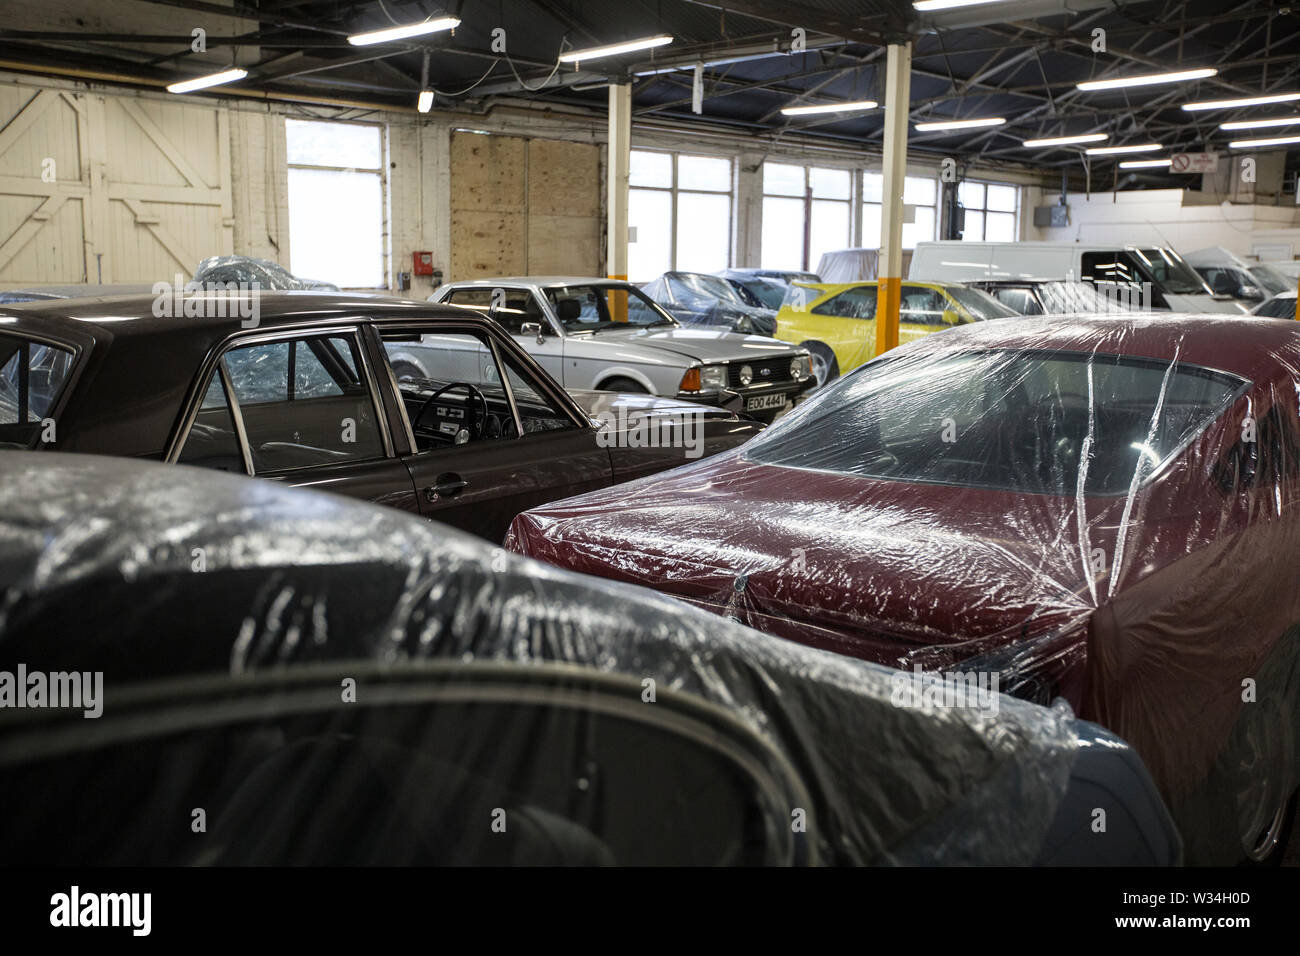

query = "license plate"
[{"left": 745, "top": 393, "right": 787, "bottom": 411}]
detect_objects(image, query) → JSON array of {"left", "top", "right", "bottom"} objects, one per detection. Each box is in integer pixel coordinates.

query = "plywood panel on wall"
[
  {"left": 449, "top": 131, "right": 599, "bottom": 282},
  {"left": 526, "top": 138, "right": 599, "bottom": 276}
]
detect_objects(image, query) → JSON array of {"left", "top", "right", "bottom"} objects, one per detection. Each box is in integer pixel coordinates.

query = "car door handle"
[{"left": 426, "top": 473, "right": 467, "bottom": 501}]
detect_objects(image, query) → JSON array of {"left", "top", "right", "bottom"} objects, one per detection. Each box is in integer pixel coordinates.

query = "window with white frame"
[
  {"left": 760, "top": 163, "right": 852, "bottom": 272},
  {"left": 958, "top": 181, "right": 1019, "bottom": 242},
  {"left": 286, "top": 119, "right": 385, "bottom": 288},
  {"left": 628, "top": 150, "right": 732, "bottom": 280},
  {"left": 862, "top": 172, "right": 938, "bottom": 251}
]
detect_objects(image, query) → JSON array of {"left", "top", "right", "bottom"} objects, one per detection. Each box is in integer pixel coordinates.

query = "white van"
[{"left": 908, "top": 240, "right": 1244, "bottom": 314}]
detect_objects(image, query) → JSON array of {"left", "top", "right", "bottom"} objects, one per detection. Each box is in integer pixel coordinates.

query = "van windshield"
[{"left": 1136, "top": 248, "right": 1212, "bottom": 296}]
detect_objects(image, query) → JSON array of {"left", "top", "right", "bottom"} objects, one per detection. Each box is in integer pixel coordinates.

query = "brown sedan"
[{"left": 0, "top": 291, "right": 763, "bottom": 541}]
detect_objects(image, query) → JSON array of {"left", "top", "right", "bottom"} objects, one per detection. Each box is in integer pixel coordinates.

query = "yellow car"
[{"left": 775, "top": 280, "right": 1018, "bottom": 385}]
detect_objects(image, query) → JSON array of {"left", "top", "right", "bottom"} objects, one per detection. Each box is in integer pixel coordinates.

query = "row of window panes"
[
  {"left": 629, "top": 150, "right": 733, "bottom": 278},
  {"left": 286, "top": 119, "right": 385, "bottom": 288},
  {"left": 630, "top": 151, "right": 731, "bottom": 192}
]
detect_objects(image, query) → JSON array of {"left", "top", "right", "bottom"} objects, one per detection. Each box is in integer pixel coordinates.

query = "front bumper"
[{"left": 676, "top": 377, "right": 815, "bottom": 414}]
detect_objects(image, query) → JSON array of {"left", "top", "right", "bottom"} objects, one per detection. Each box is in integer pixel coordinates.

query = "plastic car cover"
[
  {"left": 640, "top": 274, "right": 775, "bottom": 334},
  {"left": 816, "top": 248, "right": 880, "bottom": 283},
  {"left": 193, "top": 255, "right": 340, "bottom": 291},
  {"left": 507, "top": 313, "right": 1300, "bottom": 864},
  {"left": 0, "top": 453, "right": 1092, "bottom": 865}
]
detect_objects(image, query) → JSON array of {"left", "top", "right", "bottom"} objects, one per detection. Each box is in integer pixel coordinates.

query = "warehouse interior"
[
  {"left": 1, "top": 0, "right": 1296, "bottom": 296},
  {"left": 2, "top": 0, "right": 1300, "bottom": 883}
]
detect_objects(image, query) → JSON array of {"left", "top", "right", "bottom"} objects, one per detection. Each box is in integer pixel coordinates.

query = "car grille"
[{"left": 727, "top": 357, "right": 793, "bottom": 388}]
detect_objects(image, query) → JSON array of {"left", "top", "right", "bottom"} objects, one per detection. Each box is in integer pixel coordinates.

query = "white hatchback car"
[{"left": 428, "top": 277, "right": 815, "bottom": 421}]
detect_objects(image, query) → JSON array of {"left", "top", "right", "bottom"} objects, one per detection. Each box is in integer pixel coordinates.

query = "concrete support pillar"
[{"left": 875, "top": 42, "right": 912, "bottom": 357}]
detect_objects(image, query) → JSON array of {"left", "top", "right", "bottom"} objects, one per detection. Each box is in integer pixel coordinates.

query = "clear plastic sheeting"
[
  {"left": 193, "top": 255, "right": 340, "bottom": 291},
  {"left": 508, "top": 313, "right": 1300, "bottom": 864},
  {"left": 0, "top": 453, "right": 1118, "bottom": 865},
  {"left": 640, "top": 272, "right": 777, "bottom": 336}
]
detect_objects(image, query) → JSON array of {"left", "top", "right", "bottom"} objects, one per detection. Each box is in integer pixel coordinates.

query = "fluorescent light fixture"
[
  {"left": 1022, "top": 132, "right": 1109, "bottom": 147},
  {"left": 1077, "top": 68, "right": 1216, "bottom": 92},
  {"left": 558, "top": 35, "right": 673, "bottom": 64},
  {"left": 913, "top": 0, "right": 1006, "bottom": 10},
  {"left": 1183, "top": 91, "right": 1300, "bottom": 111},
  {"left": 1228, "top": 134, "right": 1300, "bottom": 149},
  {"left": 781, "top": 99, "right": 878, "bottom": 116},
  {"left": 167, "top": 68, "right": 248, "bottom": 94},
  {"left": 1085, "top": 143, "right": 1162, "bottom": 156},
  {"left": 1219, "top": 116, "right": 1300, "bottom": 130},
  {"left": 914, "top": 117, "right": 1005, "bottom": 132},
  {"left": 348, "top": 17, "right": 460, "bottom": 45},
  {"left": 417, "top": 90, "right": 434, "bottom": 113},
  {"left": 1119, "top": 159, "right": 1171, "bottom": 169}
]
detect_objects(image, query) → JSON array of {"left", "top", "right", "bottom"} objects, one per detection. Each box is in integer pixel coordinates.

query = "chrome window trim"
[{"left": 486, "top": 333, "right": 526, "bottom": 438}]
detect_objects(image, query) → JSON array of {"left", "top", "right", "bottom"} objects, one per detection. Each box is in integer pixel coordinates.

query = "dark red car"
[{"left": 508, "top": 314, "right": 1300, "bottom": 864}]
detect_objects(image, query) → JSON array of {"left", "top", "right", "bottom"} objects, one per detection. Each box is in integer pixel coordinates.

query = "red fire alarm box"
[{"left": 413, "top": 251, "right": 435, "bottom": 276}]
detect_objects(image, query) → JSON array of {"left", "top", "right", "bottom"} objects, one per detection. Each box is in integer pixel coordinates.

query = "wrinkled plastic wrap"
[
  {"left": 508, "top": 313, "right": 1300, "bottom": 864},
  {"left": 640, "top": 274, "right": 777, "bottom": 336},
  {"left": 0, "top": 453, "right": 1107, "bottom": 865},
  {"left": 193, "top": 255, "right": 340, "bottom": 291}
]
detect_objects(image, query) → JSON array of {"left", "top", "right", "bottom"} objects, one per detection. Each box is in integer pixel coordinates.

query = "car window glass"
[
  {"left": 382, "top": 330, "right": 519, "bottom": 450},
  {"left": 900, "top": 287, "right": 945, "bottom": 325},
  {"left": 446, "top": 288, "right": 540, "bottom": 336},
  {"left": 0, "top": 336, "right": 76, "bottom": 425},
  {"left": 500, "top": 352, "right": 576, "bottom": 435},
  {"left": 219, "top": 333, "right": 384, "bottom": 473},
  {"left": 295, "top": 338, "right": 351, "bottom": 398},
  {"left": 0, "top": 687, "right": 789, "bottom": 866},
  {"left": 813, "top": 287, "right": 875, "bottom": 320},
  {"left": 748, "top": 350, "right": 1244, "bottom": 496},
  {"left": 994, "top": 288, "right": 1040, "bottom": 315},
  {"left": 544, "top": 286, "right": 671, "bottom": 330},
  {"left": 178, "top": 371, "right": 244, "bottom": 472}
]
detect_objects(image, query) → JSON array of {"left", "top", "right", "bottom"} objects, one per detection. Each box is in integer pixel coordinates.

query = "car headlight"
[
  {"left": 790, "top": 354, "right": 812, "bottom": 380},
  {"left": 700, "top": 365, "right": 727, "bottom": 390}
]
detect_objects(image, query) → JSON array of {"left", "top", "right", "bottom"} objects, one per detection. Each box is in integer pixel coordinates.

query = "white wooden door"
[{"left": 0, "top": 83, "right": 233, "bottom": 287}]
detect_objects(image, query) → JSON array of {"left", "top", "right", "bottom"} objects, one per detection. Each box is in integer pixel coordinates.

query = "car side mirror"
[
  {"left": 520, "top": 321, "right": 545, "bottom": 344},
  {"left": 1239, "top": 284, "right": 1264, "bottom": 301},
  {"left": 942, "top": 308, "right": 961, "bottom": 325}
]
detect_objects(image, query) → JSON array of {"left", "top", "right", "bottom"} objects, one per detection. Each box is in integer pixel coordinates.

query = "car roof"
[
  {"left": 1, "top": 290, "right": 473, "bottom": 340},
  {"left": 903, "top": 313, "right": 1300, "bottom": 381},
  {"left": 440, "top": 276, "right": 626, "bottom": 288}
]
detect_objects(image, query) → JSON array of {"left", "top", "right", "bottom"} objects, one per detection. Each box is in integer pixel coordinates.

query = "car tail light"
[{"left": 679, "top": 367, "right": 702, "bottom": 392}]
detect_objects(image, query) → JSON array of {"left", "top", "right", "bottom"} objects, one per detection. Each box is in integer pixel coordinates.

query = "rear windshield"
[
  {"left": 0, "top": 334, "right": 77, "bottom": 439},
  {"left": 747, "top": 349, "right": 1245, "bottom": 495}
]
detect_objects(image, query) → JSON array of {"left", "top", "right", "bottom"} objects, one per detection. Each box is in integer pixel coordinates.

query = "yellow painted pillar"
[
  {"left": 607, "top": 82, "right": 632, "bottom": 321},
  {"left": 876, "top": 41, "right": 912, "bottom": 357}
]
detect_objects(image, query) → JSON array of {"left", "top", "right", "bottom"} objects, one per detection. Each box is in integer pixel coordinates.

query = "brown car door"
[
  {"left": 173, "top": 328, "right": 421, "bottom": 513},
  {"left": 372, "top": 323, "right": 614, "bottom": 543}
]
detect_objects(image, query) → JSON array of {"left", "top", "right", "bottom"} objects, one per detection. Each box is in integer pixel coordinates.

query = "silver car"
[{"left": 430, "top": 277, "right": 815, "bottom": 421}]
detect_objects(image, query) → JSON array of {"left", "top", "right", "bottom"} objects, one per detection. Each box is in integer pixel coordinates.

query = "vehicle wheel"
[
  {"left": 1244, "top": 789, "right": 1297, "bottom": 865},
  {"left": 803, "top": 342, "right": 839, "bottom": 387},
  {"left": 599, "top": 376, "right": 649, "bottom": 394},
  {"left": 390, "top": 361, "right": 421, "bottom": 382}
]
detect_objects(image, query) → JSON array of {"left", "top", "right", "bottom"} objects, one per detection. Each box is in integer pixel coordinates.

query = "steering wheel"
[{"left": 413, "top": 382, "right": 490, "bottom": 444}]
